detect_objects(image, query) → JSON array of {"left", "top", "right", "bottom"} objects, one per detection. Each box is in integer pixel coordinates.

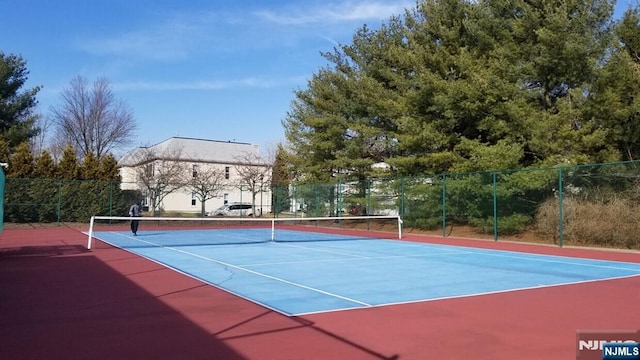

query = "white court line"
[
  {"left": 89, "top": 230, "right": 640, "bottom": 317},
  {"left": 293, "top": 272, "right": 640, "bottom": 316},
  {"left": 241, "top": 250, "right": 466, "bottom": 267},
  {"left": 103, "top": 231, "right": 372, "bottom": 308},
  {"left": 271, "top": 241, "right": 372, "bottom": 259},
  {"left": 245, "top": 243, "right": 640, "bottom": 272},
  {"left": 441, "top": 247, "right": 640, "bottom": 273},
  {"left": 147, "top": 228, "right": 270, "bottom": 245},
  {"left": 305, "top": 238, "right": 640, "bottom": 273},
  {"left": 208, "top": 235, "right": 640, "bottom": 273},
  {"left": 272, "top": 238, "right": 473, "bottom": 257}
]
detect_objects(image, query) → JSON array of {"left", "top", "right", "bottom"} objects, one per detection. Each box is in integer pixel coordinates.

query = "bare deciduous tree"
[
  {"left": 29, "top": 112, "right": 49, "bottom": 156},
  {"left": 183, "top": 163, "right": 226, "bottom": 216},
  {"left": 126, "top": 144, "right": 188, "bottom": 216},
  {"left": 233, "top": 151, "right": 272, "bottom": 216},
  {"left": 50, "top": 76, "right": 136, "bottom": 159}
]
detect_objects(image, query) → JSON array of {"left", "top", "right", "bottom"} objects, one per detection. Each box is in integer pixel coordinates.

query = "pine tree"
[
  {"left": 80, "top": 151, "right": 100, "bottom": 180},
  {"left": 271, "top": 144, "right": 292, "bottom": 213},
  {"left": 56, "top": 145, "right": 81, "bottom": 221},
  {"left": 99, "top": 154, "right": 120, "bottom": 181},
  {"left": 6, "top": 142, "right": 34, "bottom": 221},
  {"left": 33, "top": 150, "right": 57, "bottom": 178},
  {"left": 8, "top": 142, "right": 33, "bottom": 178},
  {"left": 0, "top": 52, "right": 41, "bottom": 148},
  {"left": 283, "top": 0, "right": 620, "bottom": 177},
  {"left": 57, "top": 145, "right": 79, "bottom": 179},
  {"left": 32, "top": 151, "right": 59, "bottom": 222},
  {"left": 586, "top": 8, "right": 640, "bottom": 161}
]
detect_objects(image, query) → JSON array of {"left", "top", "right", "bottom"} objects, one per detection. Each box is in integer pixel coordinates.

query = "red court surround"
[{"left": 1, "top": 224, "right": 638, "bottom": 359}]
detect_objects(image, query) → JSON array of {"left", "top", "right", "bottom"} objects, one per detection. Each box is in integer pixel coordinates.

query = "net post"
[
  {"left": 87, "top": 216, "right": 95, "bottom": 250},
  {"left": 397, "top": 216, "right": 403, "bottom": 239},
  {"left": 271, "top": 219, "right": 275, "bottom": 242}
]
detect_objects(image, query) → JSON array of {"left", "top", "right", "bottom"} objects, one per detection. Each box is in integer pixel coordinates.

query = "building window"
[
  {"left": 224, "top": 166, "right": 230, "bottom": 179},
  {"left": 144, "top": 163, "right": 154, "bottom": 177},
  {"left": 191, "top": 192, "right": 196, "bottom": 206},
  {"left": 192, "top": 164, "right": 199, "bottom": 178}
]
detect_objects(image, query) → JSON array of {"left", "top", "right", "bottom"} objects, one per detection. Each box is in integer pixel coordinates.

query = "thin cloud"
[
  {"left": 320, "top": 35, "right": 341, "bottom": 47},
  {"left": 79, "top": 1, "right": 412, "bottom": 62},
  {"left": 113, "top": 76, "right": 305, "bottom": 92},
  {"left": 80, "top": 12, "right": 227, "bottom": 62},
  {"left": 254, "top": 1, "right": 412, "bottom": 25}
]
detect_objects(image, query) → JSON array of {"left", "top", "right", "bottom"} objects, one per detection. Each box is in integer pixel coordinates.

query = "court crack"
[{"left": 215, "top": 265, "right": 236, "bottom": 286}]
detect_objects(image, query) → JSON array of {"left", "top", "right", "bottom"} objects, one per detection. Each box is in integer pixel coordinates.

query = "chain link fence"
[
  {"left": 4, "top": 179, "right": 140, "bottom": 224},
  {"left": 5, "top": 161, "right": 640, "bottom": 248},
  {"left": 272, "top": 161, "right": 640, "bottom": 249}
]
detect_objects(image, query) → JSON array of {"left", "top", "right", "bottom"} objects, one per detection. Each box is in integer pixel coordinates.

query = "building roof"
[{"left": 119, "top": 137, "right": 264, "bottom": 166}]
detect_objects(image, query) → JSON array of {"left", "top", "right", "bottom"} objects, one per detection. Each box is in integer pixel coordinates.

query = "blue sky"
[
  {"left": 1, "top": 0, "right": 413, "bottom": 156},
  {"left": 1, "top": 0, "right": 636, "bottom": 157}
]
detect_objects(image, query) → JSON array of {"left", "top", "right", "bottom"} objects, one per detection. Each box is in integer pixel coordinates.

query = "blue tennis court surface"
[{"left": 90, "top": 229, "right": 640, "bottom": 316}]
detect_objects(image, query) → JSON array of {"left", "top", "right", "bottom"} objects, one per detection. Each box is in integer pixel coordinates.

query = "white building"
[{"left": 119, "top": 137, "right": 272, "bottom": 216}]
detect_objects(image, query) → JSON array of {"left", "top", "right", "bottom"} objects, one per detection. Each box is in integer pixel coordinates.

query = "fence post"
[
  {"left": 558, "top": 167, "right": 564, "bottom": 247},
  {"left": 109, "top": 181, "right": 114, "bottom": 217},
  {"left": 273, "top": 184, "right": 278, "bottom": 219},
  {"left": 312, "top": 183, "right": 317, "bottom": 217},
  {"left": 337, "top": 180, "right": 342, "bottom": 219},
  {"left": 294, "top": 184, "right": 298, "bottom": 218},
  {"left": 493, "top": 172, "right": 498, "bottom": 241},
  {"left": 400, "top": 176, "right": 405, "bottom": 218},
  {"left": 366, "top": 178, "right": 371, "bottom": 230},
  {"left": 57, "top": 180, "right": 62, "bottom": 225},
  {"left": 239, "top": 185, "right": 244, "bottom": 218},
  {"left": 441, "top": 174, "right": 447, "bottom": 238},
  {"left": 366, "top": 178, "right": 371, "bottom": 216}
]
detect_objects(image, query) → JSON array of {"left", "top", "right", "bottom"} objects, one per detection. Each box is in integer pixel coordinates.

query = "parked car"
[{"left": 207, "top": 203, "right": 261, "bottom": 217}]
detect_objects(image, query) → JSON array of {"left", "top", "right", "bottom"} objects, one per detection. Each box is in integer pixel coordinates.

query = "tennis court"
[
  {"left": 3, "top": 221, "right": 640, "bottom": 359},
  {"left": 88, "top": 218, "right": 640, "bottom": 317}
]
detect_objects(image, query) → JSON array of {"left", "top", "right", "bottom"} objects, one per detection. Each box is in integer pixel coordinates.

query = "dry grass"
[{"left": 535, "top": 197, "right": 640, "bottom": 249}]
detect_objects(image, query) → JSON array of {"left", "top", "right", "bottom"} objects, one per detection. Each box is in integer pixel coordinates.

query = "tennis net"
[{"left": 87, "top": 215, "right": 403, "bottom": 249}]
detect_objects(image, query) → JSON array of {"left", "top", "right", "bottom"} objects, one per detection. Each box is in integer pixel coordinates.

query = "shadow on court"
[
  {"left": 9, "top": 225, "right": 639, "bottom": 359},
  {"left": 0, "top": 244, "right": 246, "bottom": 359},
  {"left": 212, "top": 310, "right": 398, "bottom": 360},
  {"left": 0, "top": 225, "right": 401, "bottom": 360}
]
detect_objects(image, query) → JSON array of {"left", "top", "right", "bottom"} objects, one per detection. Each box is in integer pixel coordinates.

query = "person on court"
[{"left": 129, "top": 202, "right": 142, "bottom": 235}]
